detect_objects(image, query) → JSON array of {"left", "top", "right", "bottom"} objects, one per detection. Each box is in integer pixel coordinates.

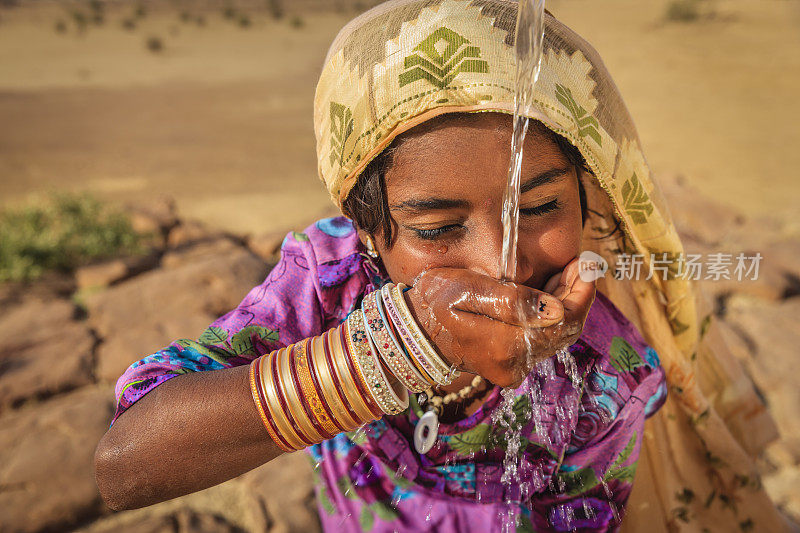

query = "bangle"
[
  {"left": 348, "top": 310, "right": 409, "bottom": 415},
  {"left": 391, "top": 283, "right": 456, "bottom": 381},
  {"left": 280, "top": 344, "right": 326, "bottom": 443},
  {"left": 249, "top": 358, "right": 292, "bottom": 452},
  {"left": 294, "top": 338, "right": 342, "bottom": 437},
  {"left": 381, "top": 284, "right": 452, "bottom": 385},
  {"left": 282, "top": 342, "right": 329, "bottom": 443},
  {"left": 267, "top": 348, "right": 314, "bottom": 448},
  {"left": 331, "top": 323, "right": 381, "bottom": 422},
  {"left": 313, "top": 330, "right": 361, "bottom": 430},
  {"left": 362, "top": 290, "right": 430, "bottom": 392},
  {"left": 259, "top": 352, "right": 307, "bottom": 450}
]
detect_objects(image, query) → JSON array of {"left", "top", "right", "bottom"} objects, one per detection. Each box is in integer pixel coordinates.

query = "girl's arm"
[{"left": 94, "top": 364, "right": 281, "bottom": 511}]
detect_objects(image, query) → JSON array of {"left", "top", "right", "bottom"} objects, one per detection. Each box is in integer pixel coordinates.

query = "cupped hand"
[{"left": 404, "top": 258, "right": 595, "bottom": 388}]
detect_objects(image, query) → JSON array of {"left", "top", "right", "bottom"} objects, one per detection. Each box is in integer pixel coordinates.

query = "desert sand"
[{"left": 1, "top": 0, "right": 798, "bottom": 235}]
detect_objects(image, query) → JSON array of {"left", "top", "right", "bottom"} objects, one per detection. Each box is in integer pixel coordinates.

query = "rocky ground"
[{"left": 0, "top": 180, "right": 798, "bottom": 533}]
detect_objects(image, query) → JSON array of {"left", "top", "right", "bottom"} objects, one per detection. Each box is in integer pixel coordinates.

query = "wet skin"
[{"left": 357, "top": 113, "right": 596, "bottom": 393}]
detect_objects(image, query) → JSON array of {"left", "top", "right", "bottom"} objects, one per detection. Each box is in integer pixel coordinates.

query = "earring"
[{"left": 365, "top": 236, "right": 379, "bottom": 258}]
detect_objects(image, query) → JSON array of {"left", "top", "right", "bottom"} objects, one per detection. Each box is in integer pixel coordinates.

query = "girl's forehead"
[{"left": 389, "top": 114, "right": 566, "bottom": 170}]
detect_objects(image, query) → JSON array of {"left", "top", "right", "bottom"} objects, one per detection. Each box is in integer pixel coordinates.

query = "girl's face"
[{"left": 360, "top": 113, "right": 584, "bottom": 290}]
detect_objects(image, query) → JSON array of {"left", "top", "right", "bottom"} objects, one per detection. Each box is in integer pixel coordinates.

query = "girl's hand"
[{"left": 404, "top": 258, "right": 595, "bottom": 388}]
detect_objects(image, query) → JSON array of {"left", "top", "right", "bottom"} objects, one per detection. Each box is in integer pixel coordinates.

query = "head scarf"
[{"left": 313, "top": 1, "right": 787, "bottom": 530}]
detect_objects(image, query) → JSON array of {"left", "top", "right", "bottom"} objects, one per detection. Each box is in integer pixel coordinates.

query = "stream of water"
[{"left": 496, "top": 1, "right": 586, "bottom": 530}]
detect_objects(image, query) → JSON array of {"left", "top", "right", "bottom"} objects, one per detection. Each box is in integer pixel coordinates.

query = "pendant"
[{"left": 414, "top": 409, "right": 439, "bottom": 454}]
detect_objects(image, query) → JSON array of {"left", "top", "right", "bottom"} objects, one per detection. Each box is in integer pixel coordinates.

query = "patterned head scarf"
[
  {"left": 314, "top": 3, "right": 785, "bottom": 529},
  {"left": 314, "top": 0, "right": 696, "bottom": 358}
]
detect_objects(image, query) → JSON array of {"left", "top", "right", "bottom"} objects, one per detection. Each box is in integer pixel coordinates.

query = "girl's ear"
[{"left": 356, "top": 229, "right": 379, "bottom": 258}]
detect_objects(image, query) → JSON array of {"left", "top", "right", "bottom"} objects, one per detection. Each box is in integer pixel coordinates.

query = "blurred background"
[{"left": 0, "top": 1, "right": 798, "bottom": 532}]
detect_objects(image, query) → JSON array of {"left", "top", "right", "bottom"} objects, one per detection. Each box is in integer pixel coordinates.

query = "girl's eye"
[
  {"left": 520, "top": 199, "right": 560, "bottom": 217},
  {"left": 413, "top": 224, "right": 461, "bottom": 240}
]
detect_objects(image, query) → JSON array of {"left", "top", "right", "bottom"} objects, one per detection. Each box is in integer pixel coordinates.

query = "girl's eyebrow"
[
  {"left": 390, "top": 197, "right": 468, "bottom": 213},
  {"left": 520, "top": 167, "right": 572, "bottom": 194},
  {"left": 390, "top": 167, "right": 571, "bottom": 213}
]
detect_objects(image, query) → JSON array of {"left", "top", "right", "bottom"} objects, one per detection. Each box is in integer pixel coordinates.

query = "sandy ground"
[{"left": 0, "top": 0, "right": 798, "bottom": 235}]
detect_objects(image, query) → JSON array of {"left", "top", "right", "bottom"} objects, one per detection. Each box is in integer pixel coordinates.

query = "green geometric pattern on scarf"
[{"left": 399, "top": 26, "right": 489, "bottom": 89}]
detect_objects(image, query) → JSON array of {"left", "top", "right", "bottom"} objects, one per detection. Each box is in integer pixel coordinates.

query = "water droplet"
[{"left": 437, "top": 245, "right": 448, "bottom": 254}]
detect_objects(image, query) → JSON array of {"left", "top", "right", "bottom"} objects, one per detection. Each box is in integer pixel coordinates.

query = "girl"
[{"left": 95, "top": 1, "right": 788, "bottom": 531}]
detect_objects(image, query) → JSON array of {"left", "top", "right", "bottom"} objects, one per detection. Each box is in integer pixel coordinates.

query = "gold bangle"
[
  {"left": 329, "top": 323, "right": 377, "bottom": 423},
  {"left": 259, "top": 350, "right": 307, "bottom": 450},
  {"left": 295, "top": 338, "right": 342, "bottom": 437},
  {"left": 248, "top": 358, "right": 292, "bottom": 452},
  {"left": 310, "top": 332, "right": 360, "bottom": 431},
  {"left": 277, "top": 344, "right": 323, "bottom": 444}
]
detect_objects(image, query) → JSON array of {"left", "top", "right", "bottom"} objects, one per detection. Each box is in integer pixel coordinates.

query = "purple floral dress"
[{"left": 112, "top": 217, "right": 667, "bottom": 532}]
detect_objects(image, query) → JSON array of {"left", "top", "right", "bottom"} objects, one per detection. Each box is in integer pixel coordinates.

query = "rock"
[
  {"left": 80, "top": 508, "right": 245, "bottom": 533},
  {"left": 247, "top": 231, "right": 287, "bottom": 262},
  {"left": 241, "top": 451, "right": 321, "bottom": 533},
  {"left": 676, "top": 219, "right": 798, "bottom": 304},
  {"left": 166, "top": 221, "right": 228, "bottom": 249},
  {"left": 76, "top": 473, "right": 269, "bottom": 533},
  {"left": 0, "top": 298, "right": 94, "bottom": 408},
  {"left": 86, "top": 244, "right": 270, "bottom": 383},
  {"left": 0, "top": 386, "right": 114, "bottom": 533},
  {"left": 723, "top": 296, "right": 800, "bottom": 462},
  {"left": 126, "top": 197, "right": 178, "bottom": 234},
  {"left": 660, "top": 173, "right": 747, "bottom": 247},
  {"left": 76, "top": 260, "right": 130, "bottom": 290},
  {"left": 161, "top": 238, "right": 240, "bottom": 270}
]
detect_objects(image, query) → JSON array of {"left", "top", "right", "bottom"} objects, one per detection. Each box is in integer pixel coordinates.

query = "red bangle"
[
  {"left": 270, "top": 346, "right": 313, "bottom": 447},
  {"left": 290, "top": 339, "right": 335, "bottom": 440},
  {"left": 307, "top": 335, "right": 347, "bottom": 433},
  {"left": 320, "top": 328, "right": 362, "bottom": 427}
]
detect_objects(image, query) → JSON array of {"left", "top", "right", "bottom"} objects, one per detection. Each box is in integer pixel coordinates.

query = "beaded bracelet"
[
  {"left": 347, "top": 310, "right": 409, "bottom": 415},
  {"left": 362, "top": 290, "right": 430, "bottom": 393},
  {"left": 334, "top": 323, "right": 383, "bottom": 421},
  {"left": 382, "top": 283, "right": 457, "bottom": 385}
]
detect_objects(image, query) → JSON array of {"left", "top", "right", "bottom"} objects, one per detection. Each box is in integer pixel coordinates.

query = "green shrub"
[
  {"left": 71, "top": 9, "right": 88, "bottom": 32},
  {"left": 267, "top": 0, "right": 284, "bottom": 20},
  {"left": 238, "top": 14, "right": 251, "bottom": 28},
  {"left": 665, "top": 0, "right": 701, "bottom": 22},
  {"left": 146, "top": 35, "right": 164, "bottom": 52},
  {"left": 0, "top": 194, "right": 144, "bottom": 283},
  {"left": 289, "top": 15, "right": 303, "bottom": 29}
]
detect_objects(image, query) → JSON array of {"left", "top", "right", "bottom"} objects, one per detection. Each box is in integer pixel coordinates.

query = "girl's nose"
[{"left": 465, "top": 224, "right": 506, "bottom": 279}]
